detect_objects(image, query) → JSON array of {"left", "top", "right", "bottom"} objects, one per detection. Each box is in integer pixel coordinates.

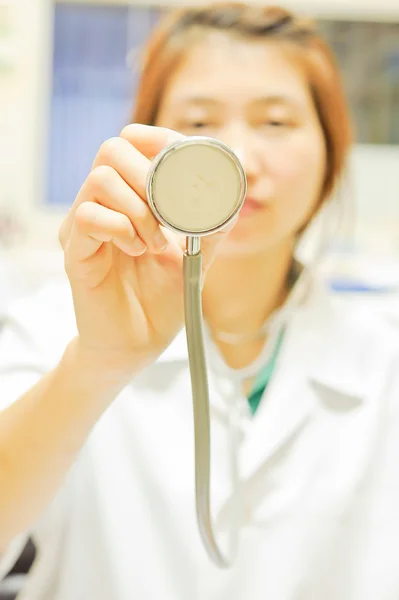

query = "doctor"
[{"left": 1, "top": 3, "right": 399, "bottom": 599}]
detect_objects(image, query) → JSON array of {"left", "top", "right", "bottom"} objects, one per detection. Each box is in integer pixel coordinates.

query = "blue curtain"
[{"left": 47, "top": 3, "right": 160, "bottom": 206}]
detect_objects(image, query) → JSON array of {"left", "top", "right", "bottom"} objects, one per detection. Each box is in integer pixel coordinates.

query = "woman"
[{"left": 1, "top": 3, "right": 399, "bottom": 599}]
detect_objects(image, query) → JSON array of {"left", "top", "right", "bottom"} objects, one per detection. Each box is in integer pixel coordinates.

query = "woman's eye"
[
  {"left": 178, "top": 121, "right": 217, "bottom": 135},
  {"left": 264, "top": 120, "right": 287, "bottom": 128},
  {"left": 190, "top": 121, "right": 211, "bottom": 129},
  {"left": 258, "top": 119, "right": 294, "bottom": 135}
]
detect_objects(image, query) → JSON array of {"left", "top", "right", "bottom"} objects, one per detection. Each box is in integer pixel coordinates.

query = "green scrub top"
[{"left": 247, "top": 328, "right": 285, "bottom": 416}]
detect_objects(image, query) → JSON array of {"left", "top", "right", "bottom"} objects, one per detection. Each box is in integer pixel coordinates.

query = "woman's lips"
[{"left": 239, "top": 196, "right": 264, "bottom": 217}]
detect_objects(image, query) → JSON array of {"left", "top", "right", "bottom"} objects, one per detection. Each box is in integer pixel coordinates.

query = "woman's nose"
[
  {"left": 221, "top": 125, "right": 264, "bottom": 182},
  {"left": 233, "top": 147, "right": 259, "bottom": 182}
]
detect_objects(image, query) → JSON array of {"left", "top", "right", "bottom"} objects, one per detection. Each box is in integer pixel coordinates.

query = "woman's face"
[{"left": 156, "top": 32, "right": 327, "bottom": 256}]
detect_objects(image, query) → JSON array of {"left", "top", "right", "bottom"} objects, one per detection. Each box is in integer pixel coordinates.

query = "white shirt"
[{"left": 1, "top": 274, "right": 399, "bottom": 600}]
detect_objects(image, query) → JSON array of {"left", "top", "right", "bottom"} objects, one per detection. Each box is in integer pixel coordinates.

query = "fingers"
[
  {"left": 66, "top": 202, "right": 147, "bottom": 264},
  {"left": 92, "top": 126, "right": 185, "bottom": 199},
  {"left": 60, "top": 165, "right": 169, "bottom": 255},
  {"left": 120, "top": 124, "right": 185, "bottom": 160},
  {"left": 92, "top": 136, "right": 150, "bottom": 201},
  {"left": 60, "top": 124, "right": 186, "bottom": 266}
]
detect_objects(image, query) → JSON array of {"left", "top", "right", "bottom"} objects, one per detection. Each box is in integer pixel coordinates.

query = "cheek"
[
  {"left": 216, "top": 131, "right": 326, "bottom": 255},
  {"left": 271, "top": 132, "right": 325, "bottom": 190},
  {"left": 270, "top": 132, "right": 326, "bottom": 219}
]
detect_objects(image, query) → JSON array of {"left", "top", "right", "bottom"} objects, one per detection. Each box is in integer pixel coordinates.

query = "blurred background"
[{"left": 0, "top": 0, "right": 398, "bottom": 315}]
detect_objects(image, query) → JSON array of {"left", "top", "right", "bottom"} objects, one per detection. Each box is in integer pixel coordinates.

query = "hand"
[{"left": 59, "top": 125, "right": 234, "bottom": 377}]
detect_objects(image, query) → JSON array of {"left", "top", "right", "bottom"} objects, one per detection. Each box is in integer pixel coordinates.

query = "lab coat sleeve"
[
  {"left": 373, "top": 349, "right": 399, "bottom": 533},
  {"left": 0, "top": 282, "right": 76, "bottom": 579},
  {"left": 0, "top": 534, "right": 30, "bottom": 581},
  {"left": 0, "top": 281, "right": 77, "bottom": 408},
  {"left": 350, "top": 349, "right": 399, "bottom": 596},
  {"left": 0, "top": 318, "right": 48, "bottom": 409},
  {"left": 0, "top": 319, "right": 44, "bottom": 579}
]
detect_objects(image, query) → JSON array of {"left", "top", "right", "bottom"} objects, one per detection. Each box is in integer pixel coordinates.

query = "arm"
[
  {"left": 0, "top": 337, "right": 139, "bottom": 551},
  {"left": 0, "top": 124, "right": 230, "bottom": 553}
]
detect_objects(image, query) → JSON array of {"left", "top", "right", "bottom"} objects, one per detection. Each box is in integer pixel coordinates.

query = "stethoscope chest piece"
[{"left": 146, "top": 136, "right": 246, "bottom": 238}]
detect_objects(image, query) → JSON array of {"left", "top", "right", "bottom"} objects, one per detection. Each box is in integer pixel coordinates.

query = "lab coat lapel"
[
  {"left": 240, "top": 323, "right": 315, "bottom": 479},
  {"left": 240, "top": 281, "right": 370, "bottom": 480}
]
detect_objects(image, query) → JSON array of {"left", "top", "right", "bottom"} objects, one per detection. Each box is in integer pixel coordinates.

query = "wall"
[
  {"left": 351, "top": 145, "right": 399, "bottom": 254},
  {"left": 64, "top": 0, "right": 399, "bottom": 21},
  {"left": 0, "top": 0, "right": 53, "bottom": 245}
]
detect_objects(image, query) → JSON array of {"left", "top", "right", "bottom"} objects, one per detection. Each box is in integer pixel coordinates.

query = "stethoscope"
[{"left": 146, "top": 137, "right": 247, "bottom": 569}]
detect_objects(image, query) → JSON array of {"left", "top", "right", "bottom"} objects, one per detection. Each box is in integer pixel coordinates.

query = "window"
[
  {"left": 47, "top": 6, "right": 399, "bottom": 207},
  {"left": 47, "top": 3, "right": 161, "bottom": 206},
  {"left": 319, "top": 19, "right": 399, "bottom": 145}
]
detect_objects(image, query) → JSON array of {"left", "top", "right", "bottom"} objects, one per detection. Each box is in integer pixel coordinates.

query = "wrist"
[{"left": 61, "top": 337, "right": 146, "bottom": 397}]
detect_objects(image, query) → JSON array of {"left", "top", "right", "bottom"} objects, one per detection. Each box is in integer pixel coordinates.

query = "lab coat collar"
[
  {"left": 158, "top": 260, "right": 307, "bottom": 366},
  {"left": 159, "top": 268, "right": 369, "bottom": 405},
  {"left": 162, "top": 277, "right": 373, "bottom": 480},
  {"left": 159, "top": 268, "right": 375, "bottom": 481},
  {"left": 292, "top": 276, "right": 371, "bottom": 403}
]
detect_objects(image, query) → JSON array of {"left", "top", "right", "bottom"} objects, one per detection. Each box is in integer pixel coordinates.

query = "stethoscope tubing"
[
  {"left": 146, "top": 136, "right": 247, "bottom": 568},
  {"left": 184, "top": 241, "right": 240, "bottom": 568}
]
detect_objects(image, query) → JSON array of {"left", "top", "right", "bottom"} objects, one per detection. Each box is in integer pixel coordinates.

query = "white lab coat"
[{"left": 1, "top": 273, "right": 399, "bottom": 600}]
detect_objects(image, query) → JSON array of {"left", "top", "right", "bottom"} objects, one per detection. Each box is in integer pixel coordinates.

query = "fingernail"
[
  {"left": 132, "top": 237, "right": 147, "bottom": 255},
  {"left": 153, "top": 229, "right": 168, "bottom": 251}
]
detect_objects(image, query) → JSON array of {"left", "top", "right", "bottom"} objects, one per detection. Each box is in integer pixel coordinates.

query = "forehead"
[{"left": 161, "top": 32, "right": 312, "bottom": 109}]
